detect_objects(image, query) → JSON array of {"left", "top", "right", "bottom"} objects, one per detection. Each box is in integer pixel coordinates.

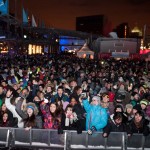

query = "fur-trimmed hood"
[{"left": 23, "top": 102, "right": 39, "bottom": 116}]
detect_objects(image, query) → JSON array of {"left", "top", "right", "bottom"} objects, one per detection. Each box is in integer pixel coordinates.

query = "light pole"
[{"left": 143, "top": 24, "right": 146, "bottom": 50}]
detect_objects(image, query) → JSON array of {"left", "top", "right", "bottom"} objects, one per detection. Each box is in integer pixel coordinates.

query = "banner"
[
  {"left": 130, "top": 53, "right": 141, "bottom": 59},
  {"left": 99, "top": 53, "right": 111, "bottom": 59},
  {"left": 112, "top": 52, "right": 129, "bottom": 58}
]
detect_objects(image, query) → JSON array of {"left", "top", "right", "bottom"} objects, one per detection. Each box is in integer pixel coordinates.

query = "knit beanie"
[{"left": 140, "top": 99, "right": 149, "bottom": 106}]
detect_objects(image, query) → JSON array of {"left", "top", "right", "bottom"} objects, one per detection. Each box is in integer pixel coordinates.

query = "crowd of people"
[{"left": 0, "top": 54, "right": 150, "bottom": 138}]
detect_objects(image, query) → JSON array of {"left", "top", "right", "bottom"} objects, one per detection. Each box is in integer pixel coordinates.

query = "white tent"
[{"left": 77, "top": 43, "right": 94, "bottom": 59}]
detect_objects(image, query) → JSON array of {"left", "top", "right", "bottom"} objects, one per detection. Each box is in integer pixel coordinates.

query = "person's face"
[
  {"left": 134, "top": 113, "right": 142, "bottom": 123},
  {"left": 50, "top": 104, "right": 56, "bottom": 113},
  {"left": 140, "top": 104, "right": 147, "bottom": 110},
  {"left": 133, "top": 87, "right": 138, "bottom": 92},
  {"left": 46, "top": 86, "right": 52, "bottom": 93},
  {"left": 39, "top": 92, "right": 44, "bottom": 99},
  {"left": 119, "top": 84, "right": 125, "bottom": 90},
  {"left": 13, "top": 84, "right": 18, "bottom": 90},
  {"left": 116, "top": 108, "right": 122, "bottom": 112},
  {"left": 39, "top": 80, "right": 43, "bottom": 85},
  {"left": 102, "top": 95, "right": 109, "bottom": 103},
  {"left": 66, "top": 107, "right": 73, "bottom": 115},
  {"left": 2, "top": 103, "right": 7, "bottom": 111},
  {"left": 70, "top": 98, "right": 77, "bottom": 106},
  {"left": 134, "top": 94, "right": 139, "bottom": 100},
  {"left": 77, "top": 88, "right": 82, "bottom": 95},
  {"left": 126, "top": 108, "right": 132, "bottom": 114},
  {"left": 92, "top": 99, "right": 98, "bottom": 105},
  {"left": 57, "top": 88, "right": 63, "bottom": 95},
  {"left": 80, "top": 73, "right": 85, "bottom": 78},
  {"left": 3, "top": 113, "right": 8, "bottom": 122},
  {"left": 1, "top": 81, "right": 6, "bottom": 87},
  {"left": 22, "top": 89, "right": 28, "bottom": 97},
  {"left": 27, "top": 108, "right": 34, "bottom": 117},
  {"left": 70, "top": 81, "right": 77, "bottom": 87},
  {"left": 0, "top": 86, "right": 4, "bottom": 94},
  {"left": 39, "top": 86, "right": 43, "bottom": 91},
  {"left": 115, "top": 118, "right": 122, "bottom": 125},
  {"left": 34, "top": 96, "right": 40, "bottom": 102}
]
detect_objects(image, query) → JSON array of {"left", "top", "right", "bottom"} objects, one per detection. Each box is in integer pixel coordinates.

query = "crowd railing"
[{"left": 0, "top": 127, "right": 150, "bottom": 150}]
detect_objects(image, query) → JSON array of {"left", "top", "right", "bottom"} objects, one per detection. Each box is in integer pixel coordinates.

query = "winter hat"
[
  {"left": 125, "top": 104, "right": 133, "bottom": 110},
  {"left": 131, "top": 92, "right": 139, "bottom": 97},
  {"left": 119, "top": 77, "right": 124, "bottom": 82},
  {"left": 114, "top": 104, "right": 124, "bottom": 112},
  {"left": 115, "top": 93, "right": 125, "bottom": 101},
  {"left": 108, "top": 92, "right": 115, "bottom": 102},
  {"left": 24, "top": 102, "right": 39, "bottom": 116},
  {"left": 140, "top": 99, "right": 149, "bottom": 106},
  {"left": 99, "top": 87, "right": 107, "bottom": 95}
]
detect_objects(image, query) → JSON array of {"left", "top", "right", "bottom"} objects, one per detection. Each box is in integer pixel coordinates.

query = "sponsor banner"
[
  {"left": 99, "top": 53, "right": 111, "bottom": 59},
  {"left": 112, "top": 52, "right": 129, "bottom": 58},
  {"left": 130, "top": 53, "right": 141, "bottom": 59}
]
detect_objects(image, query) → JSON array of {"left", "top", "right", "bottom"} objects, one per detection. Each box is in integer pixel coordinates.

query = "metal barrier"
[{"left": 0, "top": 127, "right": 149, "bottom": 150}]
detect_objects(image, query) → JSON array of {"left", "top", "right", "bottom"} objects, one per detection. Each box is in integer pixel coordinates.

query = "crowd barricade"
[
  {"left": 0, "top": 127, "right": 150, "bottom": 150},
  {"left": 126, "top": 133, "right": 144, "bottom": 150},
  {"left": 144, "top": 134, "right": 150, "bottom": 150},
  {"left": 0, "top": 127, "right": 11, "bottom": 148}
]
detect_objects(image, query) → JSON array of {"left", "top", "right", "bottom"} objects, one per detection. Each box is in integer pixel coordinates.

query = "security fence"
[{"left": 0, "top": 127, "right": 150, "bottom": 150}]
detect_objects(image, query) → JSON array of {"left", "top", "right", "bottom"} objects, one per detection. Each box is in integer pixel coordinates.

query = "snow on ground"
[{"left": 15, "top": 141, "right": 30, "bottom": 145}]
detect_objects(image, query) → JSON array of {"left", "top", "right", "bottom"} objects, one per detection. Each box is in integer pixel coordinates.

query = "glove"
[
  {"left": 87, "top": 126, "right": 97, "bottom": 135},
  {"left": 77, "top": 129, "right": 82, "bottom": 134},
  {"left": 58, "top": 127, "right": 63, "bottom": 134},
  {"left": 44, "top": 98, "right": 49, "bottom": 103}
]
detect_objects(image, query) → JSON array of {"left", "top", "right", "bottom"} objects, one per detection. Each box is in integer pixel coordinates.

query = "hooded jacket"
[{"left": 82, "top": 99, "right": 108, "bottom": 131}]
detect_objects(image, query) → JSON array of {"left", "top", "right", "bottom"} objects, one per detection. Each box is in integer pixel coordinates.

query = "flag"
[
  {"left": 32, "top": 14, "right": 37, "bottom": 27},
  {"left": 22, "top": 7, "right": 28, "bottom": 24},
  {"left": 0, "top": 0, "right": 7, "bottom": 15}
]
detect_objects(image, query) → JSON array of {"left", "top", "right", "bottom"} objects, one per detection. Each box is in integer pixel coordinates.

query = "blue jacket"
[{"left": 83, "top": 99, "right": 108, "bottom": 131}]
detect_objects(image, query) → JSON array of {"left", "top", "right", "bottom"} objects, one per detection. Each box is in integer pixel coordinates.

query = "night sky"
[{"left": 17, "top": 0, "right": 150, "bottom": 32}]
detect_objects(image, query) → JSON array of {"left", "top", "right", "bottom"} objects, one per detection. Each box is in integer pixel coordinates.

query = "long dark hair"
[
  {"left": 23, "top": 114, "right": 36, "bottom": 128},
  {"left": 49, "top": 102, "right": 61, "bottom": 124}
]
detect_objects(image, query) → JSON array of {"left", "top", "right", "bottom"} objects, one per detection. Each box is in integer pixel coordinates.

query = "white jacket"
[{"left": 5, "top": 97, "right": 24, "bottom": 128}]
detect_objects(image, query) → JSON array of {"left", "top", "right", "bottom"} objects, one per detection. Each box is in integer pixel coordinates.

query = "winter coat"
[
  {"left": 5, "top": 97, "right": 24, "bottom": 128},
  {"left": 40, "top": 102, "right": 61, "bottom": 129},
  {"left": 60, "top": 113, "right": 81, "bottom": 132},
  {"left": 103, "top": 117, "right": 130, "bottom": 136},
  {"left": 128, "top": 118, "right": 150, "bottom": 136},
  {"left": 16, "top": 100, "right": 42, "bottom": 129},
  {"left": 51, "top": 94, "right": 69, "bottom": 103},
  {"left": 82, "top": 99, "right": 108, "bottom": 131}
]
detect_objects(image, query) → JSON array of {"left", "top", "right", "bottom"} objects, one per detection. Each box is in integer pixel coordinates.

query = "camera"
[{"left": 81, "top": 92, "right": 87, "bottom": 98}]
